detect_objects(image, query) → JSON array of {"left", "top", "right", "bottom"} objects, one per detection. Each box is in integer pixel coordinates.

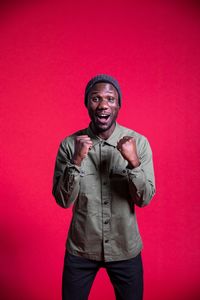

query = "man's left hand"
[{"left": 117, "top": 136, "right": 140, "bottom": 168}]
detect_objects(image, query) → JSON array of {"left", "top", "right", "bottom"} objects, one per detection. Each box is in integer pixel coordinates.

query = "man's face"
[{"left": 87, "top": 83, "right": 120, "bottom": 134}]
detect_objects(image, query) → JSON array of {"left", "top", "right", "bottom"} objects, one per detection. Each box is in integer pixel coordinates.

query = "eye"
[
  {"left": 108, "top": 97, "right": 115, "bottom": 103},
  {"left": 91, "top": 96, "right": 100, "bottom": 102}
]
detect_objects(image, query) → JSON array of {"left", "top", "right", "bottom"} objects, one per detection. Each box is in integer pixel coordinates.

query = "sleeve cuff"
[
  {"left": 126, "top": 165, "right": 146, "bottom": 190},
  {"left": 126, "top": 165, "right": 142, "bottom": 176},
  {"left": 66, "top": 160, "right": 81, "bottom": 173}
]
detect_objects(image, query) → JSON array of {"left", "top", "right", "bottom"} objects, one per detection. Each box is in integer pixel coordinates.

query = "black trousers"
[{"left": 62, "top": 251, "right": 143, "bottom": 300}]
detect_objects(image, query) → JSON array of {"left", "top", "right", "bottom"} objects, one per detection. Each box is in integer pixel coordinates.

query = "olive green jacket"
[{"left": 52, "top": 123, "right": 155, "bottom": 261}]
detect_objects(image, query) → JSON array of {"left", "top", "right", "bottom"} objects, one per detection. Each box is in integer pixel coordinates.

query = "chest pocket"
[
  {"left": 79, "top": 160, "right": 97, "bottom": 194},
  {"left": 110, "top": 166, "right": 130, "bottom": 198},
  {"left": 111, "top": 166, "right": 127, "bottom": 176},
  {"left": 77, "top": 160, "right": 99, "bottom": 213}
]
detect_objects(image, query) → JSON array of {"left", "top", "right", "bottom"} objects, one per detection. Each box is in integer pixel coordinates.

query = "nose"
[{"left": 97, "top": 99, "right": 109, "bottom": 110}]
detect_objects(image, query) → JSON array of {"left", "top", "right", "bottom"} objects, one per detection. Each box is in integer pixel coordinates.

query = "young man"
[{"left": 52, "top": 74, "right": 155, "bottom": 300}]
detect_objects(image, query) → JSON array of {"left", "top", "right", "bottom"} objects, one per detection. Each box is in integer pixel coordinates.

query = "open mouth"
[{"left": 96, "top": 113, "right": 111, "bottom": 124}]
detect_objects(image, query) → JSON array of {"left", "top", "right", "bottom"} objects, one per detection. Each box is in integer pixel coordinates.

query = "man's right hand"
[{"left": 71, "top": 135, "right": 93, "bottom": 166}]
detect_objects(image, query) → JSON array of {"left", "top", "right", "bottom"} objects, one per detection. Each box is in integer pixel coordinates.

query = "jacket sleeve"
[
  {"left": 127, "top": 137, "right": 156, "bottom": 207},
  {"left": 52, "top": 140, "right": 80, "bottom": 208}
]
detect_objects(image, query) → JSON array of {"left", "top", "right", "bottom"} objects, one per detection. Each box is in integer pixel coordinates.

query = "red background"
[{"left": 1, "top": 1, "right": 200, "bottom": 299}]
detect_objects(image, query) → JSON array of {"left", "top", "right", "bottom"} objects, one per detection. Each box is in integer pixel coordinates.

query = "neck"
[{"left": 91, "top": 123, "right": 116, "bottom": 140}]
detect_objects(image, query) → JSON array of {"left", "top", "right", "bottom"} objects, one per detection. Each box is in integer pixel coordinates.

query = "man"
[{"left": 52, "top": 74, "right": 155, "bottom": 300}]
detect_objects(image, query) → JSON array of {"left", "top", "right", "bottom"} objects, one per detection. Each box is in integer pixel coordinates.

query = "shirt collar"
[{"left": 86, "top": 122, "right": 122, "bottom": 148}]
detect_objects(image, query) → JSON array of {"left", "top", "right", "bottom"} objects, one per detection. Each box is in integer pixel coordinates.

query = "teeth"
[{"left": 98, "top": 116, "right": 109, "bottom": 119}]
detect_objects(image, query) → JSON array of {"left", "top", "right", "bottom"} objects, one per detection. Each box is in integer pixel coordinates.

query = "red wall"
[{"left": 1, "top": 1, "right": 200, "bottom": 299}]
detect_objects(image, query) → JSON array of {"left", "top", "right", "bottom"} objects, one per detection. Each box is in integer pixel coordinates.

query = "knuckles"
[{"left": 74, "top": 136, "right": 92, "bottom": 153}]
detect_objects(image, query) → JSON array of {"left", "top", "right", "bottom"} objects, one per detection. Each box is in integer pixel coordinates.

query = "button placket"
[{"left": 100, "top": 142, "right": 112, "bottom": 260}]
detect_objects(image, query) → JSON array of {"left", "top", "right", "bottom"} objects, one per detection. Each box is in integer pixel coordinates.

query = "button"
[
  {"left": 104, "top": 219, "right": 109, "bottom": 224},
  {"left": 106, "top": 258, "right": 113, "bottom": 262},
  {"left": 104, "top": 201, "right": 108, "bottom": 205},
  {"left": 105, "top": 239, "right": 109, "bottom": 243},
  {"left": 122, "top": 170, "right": 126, "bottom": 174},
  {"left": 103, "top": 182, "right": 107, "bottom": 185}
]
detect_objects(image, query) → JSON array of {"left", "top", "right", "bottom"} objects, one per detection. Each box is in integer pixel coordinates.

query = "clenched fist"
[
  {"left": 72, "top": 135, "right": 93, "bottom": 166},
  {"left": 117, "top": 136, "right": 140, "bottom": 168}
]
